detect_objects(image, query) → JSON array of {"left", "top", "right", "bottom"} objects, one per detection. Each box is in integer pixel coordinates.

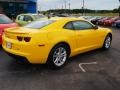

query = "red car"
[
  {"left": 98, "top": 17, "right": 110, "bottom": 25},
  {"left": 0, "top": 14, "right": 18, "bottom": 45},
  {"left": 104, "top": 17, "right": 120, "bottom": 26}
]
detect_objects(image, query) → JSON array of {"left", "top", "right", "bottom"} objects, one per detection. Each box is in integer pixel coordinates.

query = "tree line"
[{"left": 43, "top": 8, "right": 120, "bottom": 14}]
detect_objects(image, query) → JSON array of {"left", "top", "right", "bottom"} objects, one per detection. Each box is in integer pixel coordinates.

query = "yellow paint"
[{"left": 2, "top": 18, "right": 112, "bottom": 64}]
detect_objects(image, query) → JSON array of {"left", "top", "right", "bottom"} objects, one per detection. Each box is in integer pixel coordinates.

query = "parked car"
[
  {"left": 91, "top": 16, "right": 103, "bottom": 25},
  {"left": 98, "top": 17, "right": 108, "bottom": 25},
  {"left": 87, "top": 16, "right": 97, "bottom": 21},
  {"left": 2, "top": 17, "right": 112, "bottom": 69},
  {"left": 54, "top": 14, "right": 69, "bottom": 17},
  {"left": 113, "top": 20, "right": 120, "bottom": 28},
  {"left": 103, "top": 17, "right": 113, "bottom": 26},
  {"left": 104, "top": 17, "right": 120, "bottom": 26},
  {"left": 79, "top": 16, "right": 96, "bottom": 21},
  {"left": 80, "top": 16, "right": 92, "bottom": 19},
  {"left": 15, "top": 14, "right": 47, "bottom": 26},
  {"left": 0, "top": 14, "right": 18, "bottom": 45}
]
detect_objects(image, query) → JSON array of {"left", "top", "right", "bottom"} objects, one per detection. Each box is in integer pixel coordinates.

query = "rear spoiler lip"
[{"left": 5, "top": 31, "right": 30, "bottom": 34}]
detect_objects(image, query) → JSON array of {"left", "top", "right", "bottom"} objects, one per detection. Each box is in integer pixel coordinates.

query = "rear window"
[
  {"left": 0, "top": 15, "right": 13, "bottom": 24},
  {"left": 18, "top": 15, "right": 33, "bottom": 21},
  {"left": 24, "top": 20, "right": 55, "bottom": 29}
]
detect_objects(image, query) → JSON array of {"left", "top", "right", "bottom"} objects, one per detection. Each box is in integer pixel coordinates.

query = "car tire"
[
  {"left": 0, "top": 46, "right": 2, "bottom": 49},
  {"left": 47, "top": 44, "right": 69, "bottom": 69},
  {"left": 102, "top": 35, "right": 112, "bottom": 50}
]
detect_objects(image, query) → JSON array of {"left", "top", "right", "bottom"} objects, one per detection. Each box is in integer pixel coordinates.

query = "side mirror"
[{"left": 93, "top": 25, "right": 98, "bottom": 29}]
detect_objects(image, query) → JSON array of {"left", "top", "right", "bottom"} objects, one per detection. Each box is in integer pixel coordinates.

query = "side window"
[
  {"left": 72, "top": 21, "right": 93, "bottom": 30},
  {"left": 64, "top": 22, "right": 74, "bottom": 30},
  {"left": 24, "top": 16, "right": 33, "bottom": 21},
  {"left": 18, "top": 15, "right": 25, "bottom": 21}
]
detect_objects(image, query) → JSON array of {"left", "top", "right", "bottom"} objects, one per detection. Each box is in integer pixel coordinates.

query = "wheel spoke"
[
  {"left": 61, "top": 51, "right": 66, "bottom": 55},
  {"left": 54, "top": 58, "right": 59, "bottom": 64},
  {"left": 53, "top": 47, "right": 67, "bottom": 67},
  {"left": 105, "top": 37, "right": 111, "bottom": 48}
]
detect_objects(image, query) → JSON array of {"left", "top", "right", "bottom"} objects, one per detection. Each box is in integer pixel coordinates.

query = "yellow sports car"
[{"left": 2, "top": 17, "right": 112, "bottom": 68}]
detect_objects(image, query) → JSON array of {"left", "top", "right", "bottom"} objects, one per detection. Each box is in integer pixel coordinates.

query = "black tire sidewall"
[
  {"left": 103, "top": 35, "right": 112, "bottom": 50},
  {"left": 47, "top": 44, "right": 69, "bottom": 69}
]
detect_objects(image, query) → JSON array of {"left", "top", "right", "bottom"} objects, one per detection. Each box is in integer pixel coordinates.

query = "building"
[{"left": 0, "top": 0, "right": 37, "bottom": 18}]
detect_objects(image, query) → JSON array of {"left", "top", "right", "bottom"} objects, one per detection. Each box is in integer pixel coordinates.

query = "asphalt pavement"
[{"left": 0, "top": 27, "right": 120, "bottom": 90}]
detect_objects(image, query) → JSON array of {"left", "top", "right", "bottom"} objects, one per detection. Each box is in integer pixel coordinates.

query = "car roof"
[{"left": 50, "top": 17, "right": 85, "bottom": 21}]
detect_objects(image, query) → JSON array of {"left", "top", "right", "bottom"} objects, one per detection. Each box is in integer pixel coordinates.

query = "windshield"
[
  {"left": 0, "top": 15, "right": 13, "bottom": 24},
  {"left": 24, "top": 20, "right": 55, "bottom": 29}
]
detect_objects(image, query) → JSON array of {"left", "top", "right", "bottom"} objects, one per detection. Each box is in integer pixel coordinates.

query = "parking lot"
[{"left": 0, "top": 27, "right": 120, "bottom": 90}]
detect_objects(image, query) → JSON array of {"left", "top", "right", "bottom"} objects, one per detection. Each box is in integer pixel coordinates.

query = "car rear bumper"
[
  {"left": 2, "top": 36, "right": 50, "bottom": 64},
  {"left": 5, "top": 50, "right": 30, "bottom": 63}
]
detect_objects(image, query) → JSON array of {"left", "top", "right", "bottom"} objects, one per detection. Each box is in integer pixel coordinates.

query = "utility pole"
[
  {"left": 54, "top": 4, "right": 56, "bottom": 10},
  {"left": 81, "top": 0, "right": 85, "bottom": 16},
  {"left": 62, "top": 4, "right": 64, "bottom": 9},
  {"left": 118, "top": 0, "right": 120, "bottom": 17},
  {"left": 68, "top": 1, "right": 71, "bottom": 10},
  {"left": 63, "top": 0, "right": 67, "bottom": 14},
  {"left": 68, "top": 0, "right": 71, "bottom": 14},
  {"left": 36, "top": 0, "right": 39, "bottom": 13},
  {"left": 65, "top": 0, "right": 67, "bottom": 9}
]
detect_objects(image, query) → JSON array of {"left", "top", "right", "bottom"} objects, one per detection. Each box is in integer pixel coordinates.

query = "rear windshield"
[
  {"left": 24, "top": 20, "right": 55, "bottom": 29},
  {"left": 0, "top": 15, "right": 13, "bottom": 24}
]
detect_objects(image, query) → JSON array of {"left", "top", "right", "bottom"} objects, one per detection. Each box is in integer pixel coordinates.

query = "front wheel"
[
  {"left": 47, "top": 44, "right": 69, "bottom": 69},
  {"left": 102, "top": 35, "right": 112, "bottom": 50}
]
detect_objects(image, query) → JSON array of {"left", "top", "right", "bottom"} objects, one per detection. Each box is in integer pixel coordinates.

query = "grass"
[
  {"left": 73, "top": 13, "right": 119, "bottom": 17},
  {"left": 84, "top": 13, "right": 119, "bottom": 16}
]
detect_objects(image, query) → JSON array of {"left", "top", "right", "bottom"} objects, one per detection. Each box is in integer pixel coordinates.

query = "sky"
[{"left": 37, "top": 0, "right": 120, "bottom": 11}]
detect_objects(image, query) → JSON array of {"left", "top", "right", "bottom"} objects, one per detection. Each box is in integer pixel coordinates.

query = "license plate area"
[{"left": 6, "top": 42, "right": 12, "bottom": 49}]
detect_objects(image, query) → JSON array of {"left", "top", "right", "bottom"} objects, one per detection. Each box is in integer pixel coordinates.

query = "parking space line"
[{"left": 79, "top": 62, "right": 97, "bottom": 72}]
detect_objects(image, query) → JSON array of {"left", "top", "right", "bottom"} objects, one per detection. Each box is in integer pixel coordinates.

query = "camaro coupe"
[{"left": 2, "top": 18, "right": 112, "bottom": 68}]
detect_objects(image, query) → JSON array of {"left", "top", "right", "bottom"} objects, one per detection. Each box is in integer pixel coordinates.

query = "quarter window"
[{"left": 24, "top": 16, "right": 33, "bottom": 21}]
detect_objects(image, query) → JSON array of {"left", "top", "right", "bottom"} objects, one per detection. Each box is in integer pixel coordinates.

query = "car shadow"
[
  {"left": 5, "top": 48, "right": 111, "bottom": 77},
  {"left": 68, "top": 48, "right": 104, "bottom": 63},
  {"left": 0, "top": 45, "right": 2, "bottom": 50}
]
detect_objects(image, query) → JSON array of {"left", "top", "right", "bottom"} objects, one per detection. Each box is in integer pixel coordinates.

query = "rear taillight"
[
  {"left": 24, "top": 37, "right": 31, "bottom": 42},
  {"left": 17, "top": 36, "right": 31, "bottom": 42},
  {"left": 17, "top": 36, "right": 23, "bottom": 41}
]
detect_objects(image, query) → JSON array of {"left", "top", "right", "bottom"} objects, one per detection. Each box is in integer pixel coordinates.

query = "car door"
[{"left": 72, "top": 20, "right": 100, "bottom": 52}]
